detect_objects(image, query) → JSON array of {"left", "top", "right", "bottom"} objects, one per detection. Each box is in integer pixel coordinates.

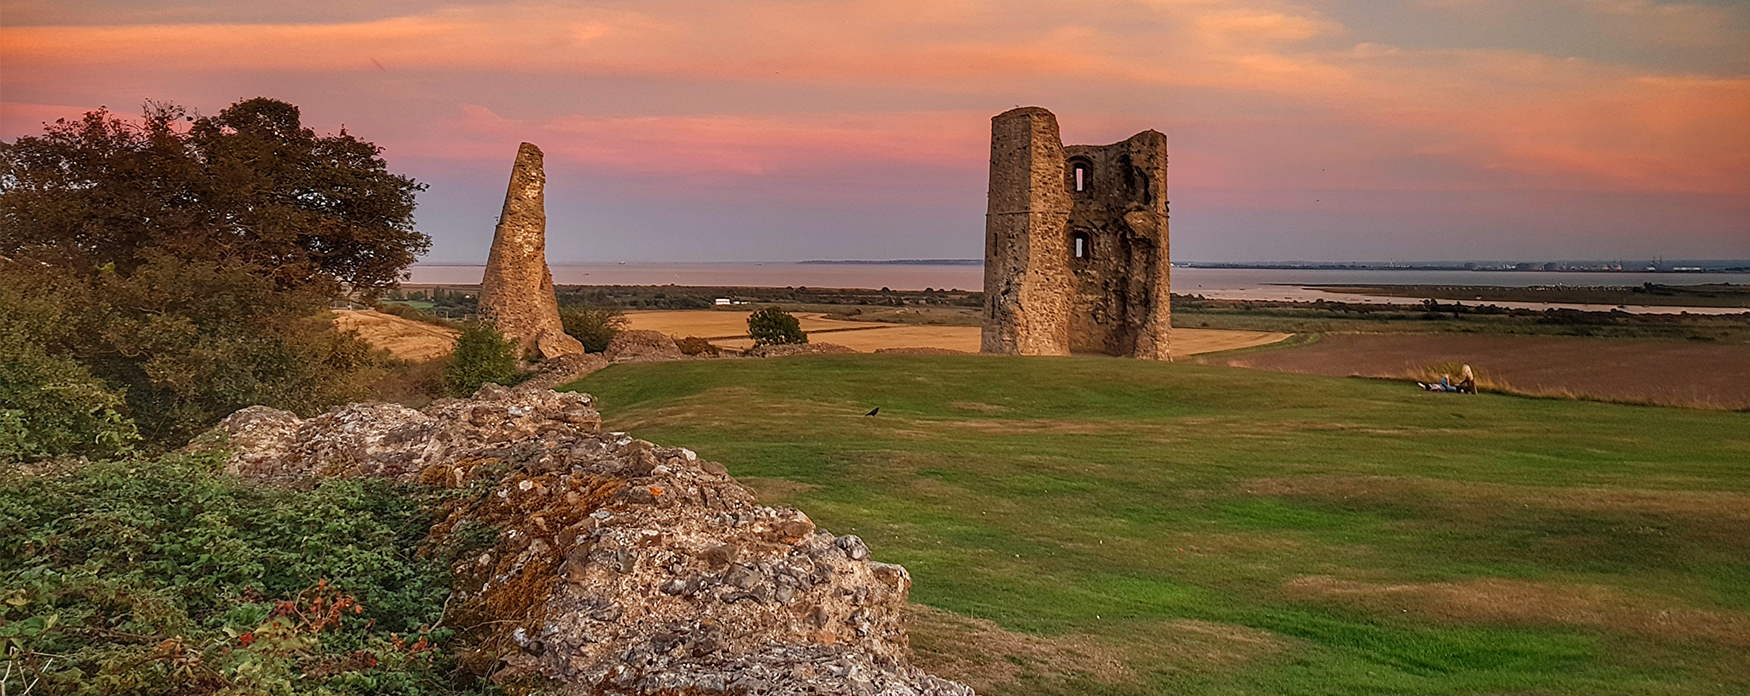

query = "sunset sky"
[{"left": 4, "top": 0, "right": 1747, "bottom": 263}]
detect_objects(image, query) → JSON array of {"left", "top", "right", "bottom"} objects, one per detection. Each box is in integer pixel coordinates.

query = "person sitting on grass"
[{"left": 1419, "top": 365, "right": 1477, "bottom": 393}]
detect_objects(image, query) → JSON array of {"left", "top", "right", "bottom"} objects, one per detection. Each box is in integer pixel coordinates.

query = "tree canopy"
[{"left": 1, "top": 98, "right": 428, "bottom": 294}]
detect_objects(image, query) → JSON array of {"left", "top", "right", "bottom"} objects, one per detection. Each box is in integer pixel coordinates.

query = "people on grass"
[{"left": 1419, "top": 364, "right": 1477, "bottom": 394}]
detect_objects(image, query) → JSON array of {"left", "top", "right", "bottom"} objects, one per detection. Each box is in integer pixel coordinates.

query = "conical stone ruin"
[{"left": 480, "top": 143, "right": 586, "bottom": 360}]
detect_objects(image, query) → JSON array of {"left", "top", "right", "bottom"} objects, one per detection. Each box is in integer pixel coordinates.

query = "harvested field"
[
  {"left": 1199, "top": 332, "right": 1750, "bottom": 409},
  {"left": 331, "top": 309, "right": 457, "bottom": 361},
  {"left": 623, "top": 309, "right": 1286, "bottom": 356}
]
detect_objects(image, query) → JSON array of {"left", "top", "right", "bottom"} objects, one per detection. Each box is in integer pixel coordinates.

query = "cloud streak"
[{"left": 2, "top": 0, "right": 1746, "bottom": 260}]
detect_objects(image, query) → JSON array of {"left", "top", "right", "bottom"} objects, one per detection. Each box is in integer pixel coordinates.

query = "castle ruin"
[{"left": 980, "top": 107, "right": 1171, "bottom": 359}]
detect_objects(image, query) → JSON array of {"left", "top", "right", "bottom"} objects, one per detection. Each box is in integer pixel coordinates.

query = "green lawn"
[{"left": 561, "top": 355, "right": 1750, "bottom": 695}]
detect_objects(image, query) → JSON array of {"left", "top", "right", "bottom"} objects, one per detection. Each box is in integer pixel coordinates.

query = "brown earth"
[
  {"left": 1198, "top": 332, "right": 1750, "bottom": 409},
  {"left": 330, "top": 309, "right": 458, "bottom": 362}
]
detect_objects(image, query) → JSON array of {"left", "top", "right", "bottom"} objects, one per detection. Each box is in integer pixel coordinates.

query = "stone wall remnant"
[
  {"left": 480, "top": 143, "right": 586, "bottom": 360},
  {"left": 981, "top": 108, "right": 1171, "bottom": 359}
]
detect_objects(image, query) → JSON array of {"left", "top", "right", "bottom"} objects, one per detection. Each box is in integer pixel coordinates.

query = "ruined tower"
[
  {"left": 981, "top": 107, "right": 1170, "bottom": 359},
  {"left": 480, "top": 143, "right": 586, "bottom": 360}
]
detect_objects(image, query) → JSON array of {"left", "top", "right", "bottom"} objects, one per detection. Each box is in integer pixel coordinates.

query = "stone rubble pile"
[{"left": 207, "top": 385, "right": 972, "bottom": 695}]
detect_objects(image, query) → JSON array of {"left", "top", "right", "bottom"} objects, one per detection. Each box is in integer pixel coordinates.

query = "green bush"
[
  {"left": 442, "top": 323, "right": 518, "bottom": 397},
  {"left": 0, "top": 346, "right": 138, "bottom": 464},
  {"left": 747, "top": 307, "right": 807, "bottom": 346},
  {"left": 0, "top": 281, "right": 139, "bottom": 462},
  {"left": 559, "top": 307, "right": 628, "bottom": 353},
  {"left": 0, "top": 452, "right": 481, "bottom": 694}
]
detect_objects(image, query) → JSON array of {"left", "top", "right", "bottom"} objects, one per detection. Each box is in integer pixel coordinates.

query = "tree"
[
  {"left": 747, "top": 307, "right": 807, "bottom": 346},
  {"left": 443, "top": 322, "right": 518, "bottom": 397},
  {"left": 560, "top": 306, "right": 629, "bottom": 353},
  {"left": 1, "top": 98, "right": 429, "bottom": 295},
  {"left": 0, "top": 99, "right": 429, "bottom": 445}
]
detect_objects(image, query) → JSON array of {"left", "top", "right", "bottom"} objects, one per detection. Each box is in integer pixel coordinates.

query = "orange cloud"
[{"left": 2, "top": 0, "right": 1746, "bottom": 200}]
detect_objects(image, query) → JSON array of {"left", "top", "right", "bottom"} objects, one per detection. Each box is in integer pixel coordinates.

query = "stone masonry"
[
  {"left": 981, "top": 108, "right": 1171, "bottom": 359},
  {"left": 480, "top": 143, "right": 586, "bottom": 360}
]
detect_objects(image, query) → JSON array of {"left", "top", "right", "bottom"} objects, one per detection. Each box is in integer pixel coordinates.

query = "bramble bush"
[
  {"left": 0, "top": 452, "right": 489, "bottom": 695},
  {"left": 746, "top": 307, "right": 807, "bottom": 347}
]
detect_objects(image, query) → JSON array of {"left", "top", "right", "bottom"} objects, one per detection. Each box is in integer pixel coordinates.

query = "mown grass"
[{"left": 562, "top": 355, "right": 1750, "bottom": 696}]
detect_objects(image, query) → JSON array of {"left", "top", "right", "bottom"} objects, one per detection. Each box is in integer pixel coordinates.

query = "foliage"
[
  {"left": 559, "top": 307, "right": 628, "bottom": 353},
  {"left": 0, "top": 452, "right": 485, "bottom": 695},
  {"left": 674, "top": 336, "right": 719, "bottom": 356},
  {"left": 746, "top": 307, "right": 807, "bottom": 346},
  {"left": 567, "top": 355, "right": 1750, "bottom": 696},
  {"left": 0, "top": 283, "right": 138, "bottom": 463},
  {"left": 442, "top": 323, "right": 518, "bottom": 397},
  {"left": 0, "top": 99, "right": 428, "bottom": 446},
  {"left": 0, "top": 98, "right": 428, "bottom": 295}
]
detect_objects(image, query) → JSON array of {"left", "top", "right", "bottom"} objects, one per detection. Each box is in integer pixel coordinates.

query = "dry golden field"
[
  {"left": 330, "top": 309, "right": 459, "bottom": 361},
  {"left": 622, "top": 309, "right": 1289, "bottom": 356}
]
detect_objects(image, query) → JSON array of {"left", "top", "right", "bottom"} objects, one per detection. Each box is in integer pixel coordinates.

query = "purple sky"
[{"left": 4, "top": 0, "right": 1747, "bottom": 262}]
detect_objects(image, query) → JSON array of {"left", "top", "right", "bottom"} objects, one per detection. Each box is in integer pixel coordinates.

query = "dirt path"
[
  {"left": 331, "top": 309, "right": 458, "bottom": 362},
  {"left": 1199, "top": 332, "right": 1750, "bottom": 409},
  {"left": 623, "top": 310, "right": 1287, "bottom": 356}
]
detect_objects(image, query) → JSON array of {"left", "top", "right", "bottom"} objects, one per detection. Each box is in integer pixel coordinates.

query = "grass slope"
[{"left": 561, "top": 356, "right": 1750, "bottom": 696}]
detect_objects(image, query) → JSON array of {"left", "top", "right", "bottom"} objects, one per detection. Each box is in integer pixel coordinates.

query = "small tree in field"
[
  {"left": 443, "top": 322, "right": 518, "bottom": 396},
  {"left": 747, "top": 307, "right": 807, "bottom": 346},
  {"left": 560, "top": 307, "right": 628, "bottom": 353}
]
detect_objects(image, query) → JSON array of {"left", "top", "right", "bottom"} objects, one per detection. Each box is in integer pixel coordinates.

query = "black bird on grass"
[{"left": 864, "top": 408, "right": 880, "bottom": 416}]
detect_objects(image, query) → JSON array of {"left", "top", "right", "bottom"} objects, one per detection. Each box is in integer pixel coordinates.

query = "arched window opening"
[
  {"left": 1071, "top": 231, "right": 1091, "bottom": 260},
  {"left": 1072, "top": 163, "right": 1089, "bottom": 192}
]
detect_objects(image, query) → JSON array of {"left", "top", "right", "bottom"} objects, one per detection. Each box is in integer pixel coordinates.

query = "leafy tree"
[
  {"left": 747, "top": 307, "right": 807, "bottom": 346},
  {"left": 1, "top": 98, "right": 428, "bottom": 295},
  {"left": 559, "top": 306, "right": 628, "bottom": 353},
  {"left": 0, "top": 99, "right": 428, "bottom": 445},
  {"left": 443, "top": 322, "right": 518, "bottom": 396}
]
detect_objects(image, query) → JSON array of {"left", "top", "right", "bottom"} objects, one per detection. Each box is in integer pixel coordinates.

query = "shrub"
[
  {"left": 442, "top": 323, "right": 517, "bottom": 397},
  {"left": 747, "top": 307, "right": 807, "bottom": 346},
  {"left": 560, "top": 307, "right": 628, "bottom": 353},
  {"left": 0, "top": 280, "right": 140, "bottom": 462},
  {"left": 675, "top": 336, "right": 720, "bottom": 356},
  {"left": 0, "top": 452, "right": 481, "bottom": 694},
  {"left": 0, "top": 347, "right": 138, "bottom": 464}
]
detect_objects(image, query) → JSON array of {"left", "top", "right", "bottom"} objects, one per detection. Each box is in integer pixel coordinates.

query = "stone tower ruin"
[
  {"left": 980, "top": 107, "right": 1170, "bottom": 359},
  {"left": 480, "top": 142, "right": 586, "bottom": 360}
]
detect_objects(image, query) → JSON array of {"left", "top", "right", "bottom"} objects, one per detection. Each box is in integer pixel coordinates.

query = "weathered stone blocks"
[
  {"left": 480, "top": 143, "right": 586, "bottom": 360},
  {"left": 981, "top": 108, "right": 1171, "bottom": 359}
]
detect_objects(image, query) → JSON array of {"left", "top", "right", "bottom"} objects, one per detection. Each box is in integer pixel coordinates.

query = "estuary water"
[{"left": 407, "top": 263, "right": 1747, "bottom": 315}]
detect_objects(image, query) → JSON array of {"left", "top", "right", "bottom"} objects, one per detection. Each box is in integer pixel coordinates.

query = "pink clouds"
[
  {"left": 435, "top": 105, "right": 990, "bottom": 178},
  {"left": 2, "top": 0, "right": 1746, "bottom": 259}
]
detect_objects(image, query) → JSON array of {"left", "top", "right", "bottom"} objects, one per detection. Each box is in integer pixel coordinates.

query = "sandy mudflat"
[{"left": 624, "top": 310, "right": 1288, "bottom": 356}]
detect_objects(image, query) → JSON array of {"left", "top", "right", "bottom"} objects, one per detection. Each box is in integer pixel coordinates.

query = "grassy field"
[{"left": 561, "top": 356, "right": 1750, "bottom": 695}]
